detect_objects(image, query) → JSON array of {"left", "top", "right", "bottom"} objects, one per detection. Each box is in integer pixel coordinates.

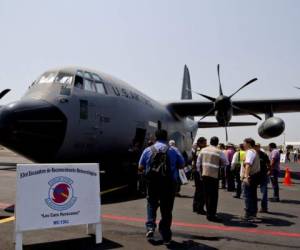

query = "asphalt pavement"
[{"left": 0, "top": 150, "right": 299, "bottom": 250}]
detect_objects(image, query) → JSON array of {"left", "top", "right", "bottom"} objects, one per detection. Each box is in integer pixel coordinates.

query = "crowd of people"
[{"left": 138, "top": 129, "right": 281, "bottom": 245}]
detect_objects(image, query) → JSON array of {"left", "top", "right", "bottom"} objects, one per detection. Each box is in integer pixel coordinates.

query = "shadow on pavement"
[
  {"left": 222, "top": 235, "right": 300, "bottom": 249},
  {"left": 174, "top": 232, "right": 221, "bottom": 242},
  {"left": 219, "top": 212, "right": 294, "bottom": 227},
  {"left": 218, "top": 213, "right": 258, "bottom": 228},
  {"left": 101, "top": 189, "right": 144, "bottom": 205},
  {"left": 266, "top": 211, "right": 298, "bottom": 218},
  {"left": 280, "top": 199, "right": 300, "bottom": 205},
  {"left": 174, "top": 231, "right": 300, "bottom": 249},
  {"left": 259, "top": 216, "right": 294, "bottom": 227},
  {"left": 148, "top": 239, "right": 218, "bottom": 249},
  {"left": 176, "top": 194, "right": 194, "bottom": 199},
  {"left": 23, "top": 236, "right": 122, "bottom": 250}
]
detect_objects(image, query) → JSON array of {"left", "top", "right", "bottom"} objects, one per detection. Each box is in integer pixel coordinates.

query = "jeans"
[
  {"left": 146, "top": 178, "right": 177, "bottom": 241},
  {"left": 260, "top": 176, "right": 269, "bottom": 210},
  {"left": 243, "top": 177, "right": 259, "bottom": 217},
  {"left": 270, "top": 169, "right": 280, "bottom": 199},
  {"left": 193, "top": 171, "right": 205, "bottom": 212}
]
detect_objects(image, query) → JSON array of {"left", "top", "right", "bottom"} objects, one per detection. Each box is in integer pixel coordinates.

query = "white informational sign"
[{"left": 15, "top": 163, "right": 101, "bottom": 250}]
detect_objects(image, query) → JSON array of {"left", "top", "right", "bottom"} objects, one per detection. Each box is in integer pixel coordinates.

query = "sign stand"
[
  {"left": 15, "top": 222, "right": 102, "bottom": 250},
  {"left": 14, "top": 163, "right": 102, "bottom": 250},
  {"left": 86, "top": 221, "right": 102, "bottom": 244},
  {"left": 15, "top": 232, "right": 22, "bottom": 250}
]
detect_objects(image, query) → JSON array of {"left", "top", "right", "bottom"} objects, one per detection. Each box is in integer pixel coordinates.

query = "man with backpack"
[{"left": 138, "top": 129, "right": 185, "bottom": 244}]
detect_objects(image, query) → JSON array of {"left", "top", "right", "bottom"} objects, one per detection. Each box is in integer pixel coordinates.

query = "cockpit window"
[
  {"left": 74, "top": 70, "right": 107, "bottom": 94},
  {"left": 74, "top": 75, "right": 84, "bottom": 89},
  {"left": 55, "top": 72, "right": 73, "bottom": 84},
  {"left": 84, "top": 72, "right": 93, "bottom": 80},
  {"left": 92, "top": 73, "right": 103, "bottom": 82},
  {"left": 77, "top": 70, "right": 84, "bottom": 77},
  {"left": 95, "top": 82, "right": 106, "bottom": 94},
  {"left": 84, "top": 78, "right": 96, "bottom": 92},
  {"left": 38, "top": 72, "right": 57, "bottom": 84}
]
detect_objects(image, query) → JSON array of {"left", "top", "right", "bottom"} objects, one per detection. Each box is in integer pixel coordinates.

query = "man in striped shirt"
[{"left": 196, "top": 136, "right": 229, "bottom": 222}]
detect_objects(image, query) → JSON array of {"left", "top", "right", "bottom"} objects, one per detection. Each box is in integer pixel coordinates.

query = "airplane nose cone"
[{"left": 0, "top": 100, "right": 67, "bottom": 162}]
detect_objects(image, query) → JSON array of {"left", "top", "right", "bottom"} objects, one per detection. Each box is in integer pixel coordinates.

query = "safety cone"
[{"left": 283, "top": 167, "right": 292, "bottom": 186}]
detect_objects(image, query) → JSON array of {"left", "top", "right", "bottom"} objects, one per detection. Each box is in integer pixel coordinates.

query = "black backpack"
[{"left": 145, "top": 146, "right": 171, "bottom": 180}]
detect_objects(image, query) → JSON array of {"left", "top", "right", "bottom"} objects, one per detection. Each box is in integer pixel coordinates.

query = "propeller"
[
  {"left": 225, "top": 125, "right": 228, "bottom": 142},
  {"left": 295, "top": 86, "right": 300, "bottom": 90},
  {"left": 0, "top": 89, "right": 10, "bottom": 99},
  {"left": 217, "top": 64, "right": 223, "bottom": 95},
  {"left": 229, "top": 78, "right": 258, "bottom": 98},
  {"left": 232, "top": 105, "right": 262, "bottom": 120},
  {"left": 189, "top": 64, "right": 260, "bottom": 141}
]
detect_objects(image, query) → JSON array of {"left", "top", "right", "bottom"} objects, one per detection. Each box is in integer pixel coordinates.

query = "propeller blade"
[
  {"left": 225, "top": 125, "right": 228, "bottom": 142},
  {"left": 0, "top": 89, "right": 10, "bottom": 99},
  {"left": 229, "top": 78, "right": 257, "bottom": 98},
  {"left": 232, "top": 105, "right": 262, "bottom": 120},
  {"left": 217, "top": 64, "right": 223, "bottom": 95},
  {"left": 295, "top": 86, "right": 300, "bottom": 90},
  {"left": 186, "top": 88, "right": 216, "bottom": 102},
  {"left": 199, "top": 107, "right": 216, "bottom": 121}
]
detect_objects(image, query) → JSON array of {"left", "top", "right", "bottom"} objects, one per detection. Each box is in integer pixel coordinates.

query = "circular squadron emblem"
[{"left": 45, "top": 176, "right": 77, "bottom": 211}]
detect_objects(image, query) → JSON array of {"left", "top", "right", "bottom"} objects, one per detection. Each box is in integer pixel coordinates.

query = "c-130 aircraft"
[{"left": 0, "top": 65, "right": 299, "bottom": 185}]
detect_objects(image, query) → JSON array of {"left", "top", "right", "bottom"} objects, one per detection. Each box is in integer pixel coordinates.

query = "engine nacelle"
[{"left": 258, "top": 117, "right": 285, "bottom": 139}]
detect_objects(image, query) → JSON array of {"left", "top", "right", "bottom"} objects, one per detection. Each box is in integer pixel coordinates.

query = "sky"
[{"left": 0, "top": 0, "right": 300, "bottom": 145}]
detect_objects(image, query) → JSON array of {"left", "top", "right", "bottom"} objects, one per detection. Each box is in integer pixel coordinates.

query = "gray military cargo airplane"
[{"left": 0, "top": 65, "right": 299, "bottom": 186}]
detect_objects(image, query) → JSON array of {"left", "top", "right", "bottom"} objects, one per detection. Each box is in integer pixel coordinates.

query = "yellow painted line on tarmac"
[
  {"left": 100, "top": 185, "right": 128, "bottom": 195},
  {"left": 0, "top": 216, "right": 15, "bottom": 224}
]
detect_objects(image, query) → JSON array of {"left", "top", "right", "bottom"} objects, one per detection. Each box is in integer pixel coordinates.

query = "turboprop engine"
[{"left": 258, "top": 117, "right": 285, "bottom": 139}]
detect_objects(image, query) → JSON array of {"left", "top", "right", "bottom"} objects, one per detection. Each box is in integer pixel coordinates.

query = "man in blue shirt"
[{"left": 139, "top": 129, "right": 185, "bottom": 244}]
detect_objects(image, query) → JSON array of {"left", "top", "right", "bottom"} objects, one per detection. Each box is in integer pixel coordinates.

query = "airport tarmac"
[{"left": 0, "top": 150, "right": 300, "bottom": 250}]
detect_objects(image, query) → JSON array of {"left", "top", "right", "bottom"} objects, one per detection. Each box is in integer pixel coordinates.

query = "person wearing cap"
[
  {"left": 197, "top": 136, "right": 229, "bottom": 222},
  {"left": 192, "top": 137, "right": 207, "bottom": 215}
]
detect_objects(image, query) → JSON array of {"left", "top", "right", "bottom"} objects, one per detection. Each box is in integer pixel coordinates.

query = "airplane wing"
[
  {"left": 167, "top": 98, "right": 300, "bottom": 117},
  {"left": 198, "top": 121, "right": 257, "bottom": 128}
]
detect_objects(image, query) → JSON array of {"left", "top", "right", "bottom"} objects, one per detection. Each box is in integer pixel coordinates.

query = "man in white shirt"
[
  {"left": 196, "top": 136, "right": 228, "bottom": 222},
  {"left": 242, "top": 138, "right": 261, "bottom": 220}
]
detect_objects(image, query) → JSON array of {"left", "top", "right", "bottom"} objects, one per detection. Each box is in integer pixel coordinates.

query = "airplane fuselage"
[{"left": 0, "top": 68, "right": 197, "bottom": 166}]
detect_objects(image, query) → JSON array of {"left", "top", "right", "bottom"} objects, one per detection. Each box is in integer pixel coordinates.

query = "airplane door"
[
  {"left": 79, "top": 100, "right": 88, "bottom": 120},
  {"left": 76, "top": 97, "right": 99, "bottom": 156},
  {"left": 133, "top": 128, "right": 146, "bottom": 147}
]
